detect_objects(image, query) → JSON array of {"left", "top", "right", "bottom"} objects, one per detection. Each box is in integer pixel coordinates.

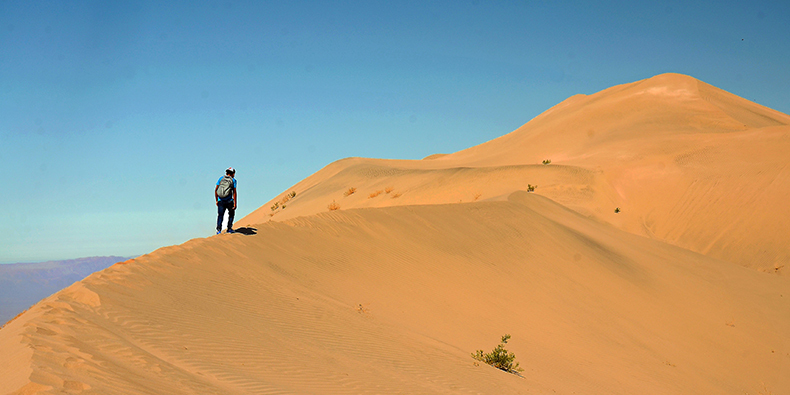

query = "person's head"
[{"left": 226, "top": 167, "right": 235, "bottom": 176}]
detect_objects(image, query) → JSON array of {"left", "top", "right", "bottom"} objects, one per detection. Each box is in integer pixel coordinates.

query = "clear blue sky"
[{"left": 2, "top": 0, "right": 788, "bottom": 263}]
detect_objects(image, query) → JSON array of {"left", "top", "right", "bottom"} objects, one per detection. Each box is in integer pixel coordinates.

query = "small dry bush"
[
  {"left": 280, "top": 193, "right": 294, "bottom": 204},
  {"left": 391, "top": 192, "right": 402, "bottom": 199},
  {"left": 271, "top": 191, "right": 297, "bottom": 211},
  {"left": 542, "top": 159, "right": 551, "bottom": 165},
  {"left": 384, "top": 186, "right": 394, "bottom": 194},
  {"left": 472, "top": 334, "right": 524, "bottom": 374},
  {"left": 369, "top": 190, "right": 383, "bottom": 199},
  {"left": 527, "top": 184, "right": 536, "bottom": 192},
  {"left": 344, "top": 187, "right": 357, "bottom": 197},
  {"left": 328, "top": 200, "right": 340, "bottom": 211},
  {"left": 474, "top": 193, "right": 482, "bottom": 201}
]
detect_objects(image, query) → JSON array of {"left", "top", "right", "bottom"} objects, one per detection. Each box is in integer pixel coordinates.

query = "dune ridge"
[
  {"left": 2, "top": 73, "right": 789, "bottom": 394},
  {"left": 0, "top": 256, "right": 127, "bottom": 325},
  {"left": 244, "top": 73, "right": 790, "bottom": 273},
  {"left": 3, "top": 193, "right": 789, "bottom": 394}
]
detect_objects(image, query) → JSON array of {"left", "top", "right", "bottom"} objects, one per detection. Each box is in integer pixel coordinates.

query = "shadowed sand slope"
[
  {"left": 243, "top": 73, "right": 790, "bottom": 272},
  {"left": 2, "top": 193, "right": 789, "bottom": 394}
]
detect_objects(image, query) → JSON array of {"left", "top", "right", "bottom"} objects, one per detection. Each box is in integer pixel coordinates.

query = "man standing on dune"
[{"left": 215, "top": 167, "right": 237, "bottom": 234}]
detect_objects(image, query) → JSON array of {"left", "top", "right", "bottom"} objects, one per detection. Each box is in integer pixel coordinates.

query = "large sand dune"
[
  {"left": 244, "top": 73, "right": 790, "bottom": 273},
  {"left": 2, "top": 74, "right": 789, "bottom": 394}
]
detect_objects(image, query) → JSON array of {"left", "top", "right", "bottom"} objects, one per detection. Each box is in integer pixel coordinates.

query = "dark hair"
[{"left": 226, "top": 170, "right": 235, "bottom": 175}]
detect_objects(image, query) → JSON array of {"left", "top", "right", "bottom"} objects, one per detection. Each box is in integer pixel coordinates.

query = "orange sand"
[{"left": 1, "top": 74, "right": 788, "bottom": 394}]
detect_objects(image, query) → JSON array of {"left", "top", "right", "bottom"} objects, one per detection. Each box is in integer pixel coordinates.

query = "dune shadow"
[{"left": 234, "top": 227, "right": 257, "bottom": 235}]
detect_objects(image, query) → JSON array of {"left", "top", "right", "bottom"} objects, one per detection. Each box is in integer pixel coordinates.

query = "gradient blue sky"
[{"left": 2, "top": 0, "right": 788, "bottom": 263}]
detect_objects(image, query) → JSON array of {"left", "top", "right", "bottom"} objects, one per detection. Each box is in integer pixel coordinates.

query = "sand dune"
[
  {"left": 2, "top": 74, "right": 789, "bottom": 394},
  {"left": 3, "top": 193, "right": 788, "bottom": 394},
  {"left": 0, "top": 256, "right": 127, "bottom": 325},
  {"left": 243, "top": 74, "right": 790, "bottom": 273}
]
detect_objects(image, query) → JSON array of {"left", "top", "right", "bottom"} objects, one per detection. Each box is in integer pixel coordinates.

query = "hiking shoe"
[
  {"left": 227, "top": 228, "right": 235, "bottom": 234},
  {"left": 216, "top": 230, "right": 221, "bottom": 235}
]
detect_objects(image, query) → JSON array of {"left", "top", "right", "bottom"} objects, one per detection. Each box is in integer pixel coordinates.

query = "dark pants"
[{"left": 217, "top": 200, "right": 235, "bottom": 231}]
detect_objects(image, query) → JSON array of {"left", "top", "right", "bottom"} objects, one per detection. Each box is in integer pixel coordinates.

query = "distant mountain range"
[{"left": 0, "top": 256, "right": 128, "bottom": 325}]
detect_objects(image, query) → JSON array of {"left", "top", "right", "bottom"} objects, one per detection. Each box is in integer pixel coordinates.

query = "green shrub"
[
  {"left": 472, "top": 334, "right": 524, "bottom": 374},
  {"left": 542, "top": 159, "right": 551, "bottom": 165}
]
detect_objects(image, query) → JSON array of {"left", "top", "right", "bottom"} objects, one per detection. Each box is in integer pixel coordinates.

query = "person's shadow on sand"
[{"left": 233, "top": 227, "right": 257, "bottom": 235}]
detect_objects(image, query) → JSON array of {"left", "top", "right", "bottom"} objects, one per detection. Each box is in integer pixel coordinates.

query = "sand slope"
[
  {"left": 243, "top": 74, "right": 790, "bottom": 273},
  {"left": 0, "top": 256, "right": 127, "bottom": 325},
  {"left": 2, "top": 73, "right": 789, "bottom": 394},
  {"left": 2, "top": 192, "right": 788, "bottom": 394}
]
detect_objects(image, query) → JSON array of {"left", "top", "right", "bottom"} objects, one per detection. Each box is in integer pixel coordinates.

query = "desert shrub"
[
  {"left": 472, "top": 334, "right": 524, "bottom": 374},
  {"left": 614, "top": 207, "right": 621, "bottom": 213},
  {"left": 391, "top": 192, "right": 402, "bottom": 198},
  {"left": 369, "top": 190, "right": 383, "bottom": 199},
  {"left": 328, "top": 200, "right": 340, "bottom": 211},
  {"left": 384, "top": 186, "right": 394, "bottom": 194},
  {"left": 272, "top": 192, "right": 298, "bottom": 210},
  {"left": 542, "top": 159, "right": 551, "bottom": 165},
  {"left": 344, "top": 187, "right": 357, "bottom": 197},
  {"left": 474, "top": 193, "right": 482, "bottom": 201},
  {"left": 527, "top": 184, "right": 536, "bottom": 192}
]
